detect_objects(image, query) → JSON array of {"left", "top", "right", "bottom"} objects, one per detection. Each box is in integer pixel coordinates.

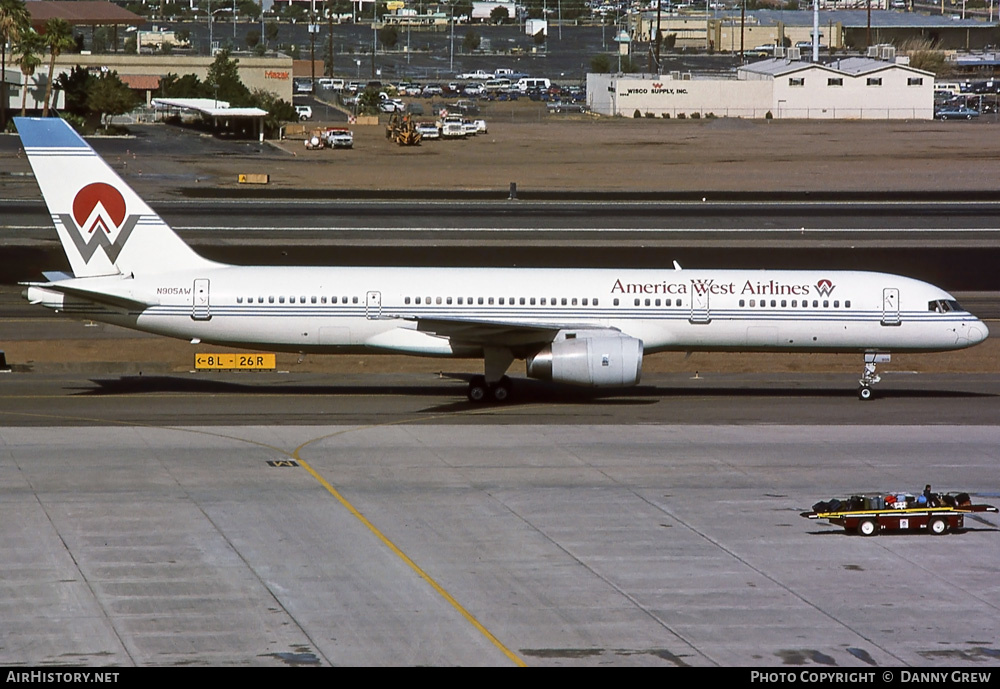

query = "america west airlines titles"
[{"left": 610, "top": 278, "right": 836, "bottom": 298}]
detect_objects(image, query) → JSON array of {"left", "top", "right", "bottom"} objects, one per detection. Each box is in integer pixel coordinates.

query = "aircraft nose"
[
  {"left": 962, "top": 320, "right": 988, "bottom": 346},
  {"left": 972, "top": 320, "right": 989, "bottom": 343}
]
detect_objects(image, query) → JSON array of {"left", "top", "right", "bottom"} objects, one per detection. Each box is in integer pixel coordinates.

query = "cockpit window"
[{"left": 929, "top": 299, "right": 963, "bottom": 313}]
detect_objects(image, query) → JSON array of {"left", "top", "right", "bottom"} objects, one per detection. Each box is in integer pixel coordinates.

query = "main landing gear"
[
  {"left": 858, "top": 352, "right": 890, "bottom": 401},
  {"left": 468, "top": 346, "right": 515, "bottom": 404},
  {"left": 467, "top": 375, "right": 512, "bottom": 404}
]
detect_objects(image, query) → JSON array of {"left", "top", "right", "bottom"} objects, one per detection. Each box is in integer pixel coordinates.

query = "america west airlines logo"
[
  {"left": 815, "top": 279, "right": 836, "bottom": 297},
  {"left": 58, "top": 183, "right": 140, "bottom": 263}
]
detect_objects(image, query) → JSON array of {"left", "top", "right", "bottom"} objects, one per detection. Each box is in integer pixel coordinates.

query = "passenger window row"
[
  {"left": 236, "top": 296, "right": 360, "bottom": 304},
  {"left": 739, "top": 299, "right": 851, "bottom": 308},
  {"left": 403, "top": 296, "right": 600, "bottom": 306}
]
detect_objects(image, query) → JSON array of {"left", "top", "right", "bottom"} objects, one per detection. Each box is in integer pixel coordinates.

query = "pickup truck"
[
  {"left": 322, "top": 128, "right": 354, "bottom": 149},
  {"left": 458, "top": 70, "right": 492, "bottom": 81},
  {"left": 438, "top": 114, "right": 466, "bottom": 138}
]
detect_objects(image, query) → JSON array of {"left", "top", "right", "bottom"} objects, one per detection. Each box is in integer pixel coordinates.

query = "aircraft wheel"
[
  {"left": 467, "top": 376, "right": 488, "bottom": 403},
  {"left": 490, "top": 377, "right": 511, "bottom": 403},
  {"left": 858, "top": 518, "right": 879, "bottom": 537},
  {"left": 858, "top": 386, "right": 873, "bottom": 401},
  {"left": 928, "top": 517, "right": 948, "bottom": 535}
]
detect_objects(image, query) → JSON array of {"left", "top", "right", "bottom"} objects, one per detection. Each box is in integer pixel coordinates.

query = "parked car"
[
  {"left": 295, "top": 105, "right": 313, "bottom": 121},
  {"left": 415, "top": 122, "right": 440, "bottom": 140},
  {"left": 935, "top": 106, "right": 980, "bottom": 120},
  {"left": 546, "top": 101, "right": 588, "bottom": 114},
  {"left": 450, "top": 99, "right": 480, "bottom": 116},
  {"left": 378, "top": 98, "right": 405, "bottom": 113},
  {"left": 458, "top": 70, "right": 492, "bottom": 80}
]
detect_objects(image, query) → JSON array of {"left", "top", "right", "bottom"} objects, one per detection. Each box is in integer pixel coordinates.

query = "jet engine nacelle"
[{"left": 526, "top": 333, "right": 643, "bottom": 387}]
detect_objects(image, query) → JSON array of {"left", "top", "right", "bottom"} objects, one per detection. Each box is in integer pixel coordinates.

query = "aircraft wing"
[{"left": 399, "top": 314, "right": 619, "bottom": 348}]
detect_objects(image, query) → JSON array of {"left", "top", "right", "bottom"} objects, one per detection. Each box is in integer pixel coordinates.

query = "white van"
[
  {"left": 516, "top": 77, "right": 551, "bottom": 93},
  {"left": 318, "top": 78, "right": 345, "bottom": 91},
  {"left": 484, "top": 78, "right": 512, "bottom": 92}
]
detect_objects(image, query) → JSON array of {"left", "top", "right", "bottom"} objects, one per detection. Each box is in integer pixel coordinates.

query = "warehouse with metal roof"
[{"left": 587, "top": 55, "right": 934, "bottom": 119}]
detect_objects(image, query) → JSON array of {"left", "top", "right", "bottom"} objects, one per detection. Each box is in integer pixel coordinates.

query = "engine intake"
[{"left": 526, "top": 333, "right": 643, "bottom": 387}]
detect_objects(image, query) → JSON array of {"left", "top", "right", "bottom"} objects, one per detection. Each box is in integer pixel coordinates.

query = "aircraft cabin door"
[
  {"left": 192, "top": 279, "right": 211, "bottom": 320},
  {"left": 881, "top": 287, "right": 900, "bottom": 326},
  {"left": 689, "top": 281, "right": 711, "bottom": 324},
  {"left": 366, "top": 290, "right": 382, "bottom": 320}
]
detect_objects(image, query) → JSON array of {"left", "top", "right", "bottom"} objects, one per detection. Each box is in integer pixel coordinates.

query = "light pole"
[{"left": 309, "top": 17, "right": 319, "bottom": 90}]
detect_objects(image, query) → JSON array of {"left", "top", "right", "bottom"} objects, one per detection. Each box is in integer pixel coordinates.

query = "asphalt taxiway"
[{"left": 1, "top": 369, "right": 999, "bottom": 667}]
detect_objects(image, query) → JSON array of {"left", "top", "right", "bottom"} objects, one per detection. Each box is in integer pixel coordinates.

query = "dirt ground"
[
  {"left": 200, "top": 102, "right": 1000, "bottom": 196},
  {"left": 2, "top": 102, "right": 999, "bottom": 198}
]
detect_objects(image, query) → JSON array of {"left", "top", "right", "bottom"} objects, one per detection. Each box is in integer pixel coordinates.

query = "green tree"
[
  {"left": 250, "top": 88, "right": 296, "bottom": 137},
  {"left": 462, "top": 30, "right": 480, "bottom": 53},
  {"left": 590, "top": 53, "right": 613, "bottom": 73},
  {"left": 377, "top": 24, "right": 398, "bottom": 49},
  {"left": 14, "top": 28, "right": 42, "bottom": 116},
  {"left": 87, "top": 70, "right": 136, "bottom": 131},
  {"left": 356, "top": 85, "right": 381, "bottom": 115},
  {"left": 246, "top": 28, "right": 261, "bottom": 50},
  {"left": 264, "top": 21, "right": 279, "bottom": 48},
  {"left": 490, "top": 5, "right": 509, "bottom": 23},
  {"left": 91, "top": 26, "right": 110, "bottom": 53},
  {"left": 160, "top": 72, "right": 211, "bottom": 98},
  {"left": 42, "top": 17, "right": 75, "bottom": 117},
  {"left": 237, "top": 0, "right": 260, "bottom": 20},
  {"left": 55, "top": 65, "right": 93, "bottom": 116},
  {"left": 619, "top": 55, "right": 640, "bottom": 73},
  {"left": 206, "top": 49, "right": 252, "bottom": 106},
  {"left": 0, "top": 0, "right": 30, "bottom": 130}
]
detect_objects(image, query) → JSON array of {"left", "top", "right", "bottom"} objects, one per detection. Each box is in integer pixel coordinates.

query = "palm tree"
[
  {"left": 0, "top": 0, "right": 29, "bottom": 130},
  {"left": 15, "top": 29, "right": 40, "bottom": 116},
  {"left": 41, "top": 16, "right": 72, "bottom": 117}
]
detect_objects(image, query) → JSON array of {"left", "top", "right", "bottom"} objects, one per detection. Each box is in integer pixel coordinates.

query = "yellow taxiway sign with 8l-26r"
[{"left": 195, "top": 353, "right": 276, "bottom": 370}]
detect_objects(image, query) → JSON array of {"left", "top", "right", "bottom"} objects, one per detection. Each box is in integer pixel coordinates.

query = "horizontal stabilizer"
[
  {"left": 42, "top": 271, "right": 75, "bottom": 282},
  {"left": 20, "top": 278, "right": 157, "bottom": 311}
]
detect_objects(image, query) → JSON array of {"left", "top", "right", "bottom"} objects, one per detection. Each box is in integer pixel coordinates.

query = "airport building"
[
  {"left": 629, "top": 9, "right": 999, "bottom": 53},
  {"left": 587, "top": 55, "right": 934, "bottom": 119},
  {"left": 53, "top": 53, "right": 295, "bottom": 102}
]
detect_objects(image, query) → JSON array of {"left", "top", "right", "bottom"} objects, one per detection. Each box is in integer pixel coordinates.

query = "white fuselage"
[{"left": 35, "top": 265, "right": 988, "bottom": 357}]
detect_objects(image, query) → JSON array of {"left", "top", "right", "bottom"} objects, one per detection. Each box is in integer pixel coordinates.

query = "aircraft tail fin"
[{"left": 15, "top": 117, "right": 218, "bottom": 278}]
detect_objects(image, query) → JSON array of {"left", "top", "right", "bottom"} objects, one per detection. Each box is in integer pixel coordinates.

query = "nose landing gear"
[{"left": 858, "top": 352, "right": 890, "bottom": 400}]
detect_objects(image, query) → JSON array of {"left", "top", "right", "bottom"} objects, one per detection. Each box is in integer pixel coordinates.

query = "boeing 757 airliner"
[{"left": 15, "top": 117, "right": 988, "bottom": 401}]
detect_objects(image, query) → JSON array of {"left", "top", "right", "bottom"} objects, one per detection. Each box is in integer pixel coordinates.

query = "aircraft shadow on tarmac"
[{"left": 71, "top": 375, "right": 995, "bottom": 407}]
